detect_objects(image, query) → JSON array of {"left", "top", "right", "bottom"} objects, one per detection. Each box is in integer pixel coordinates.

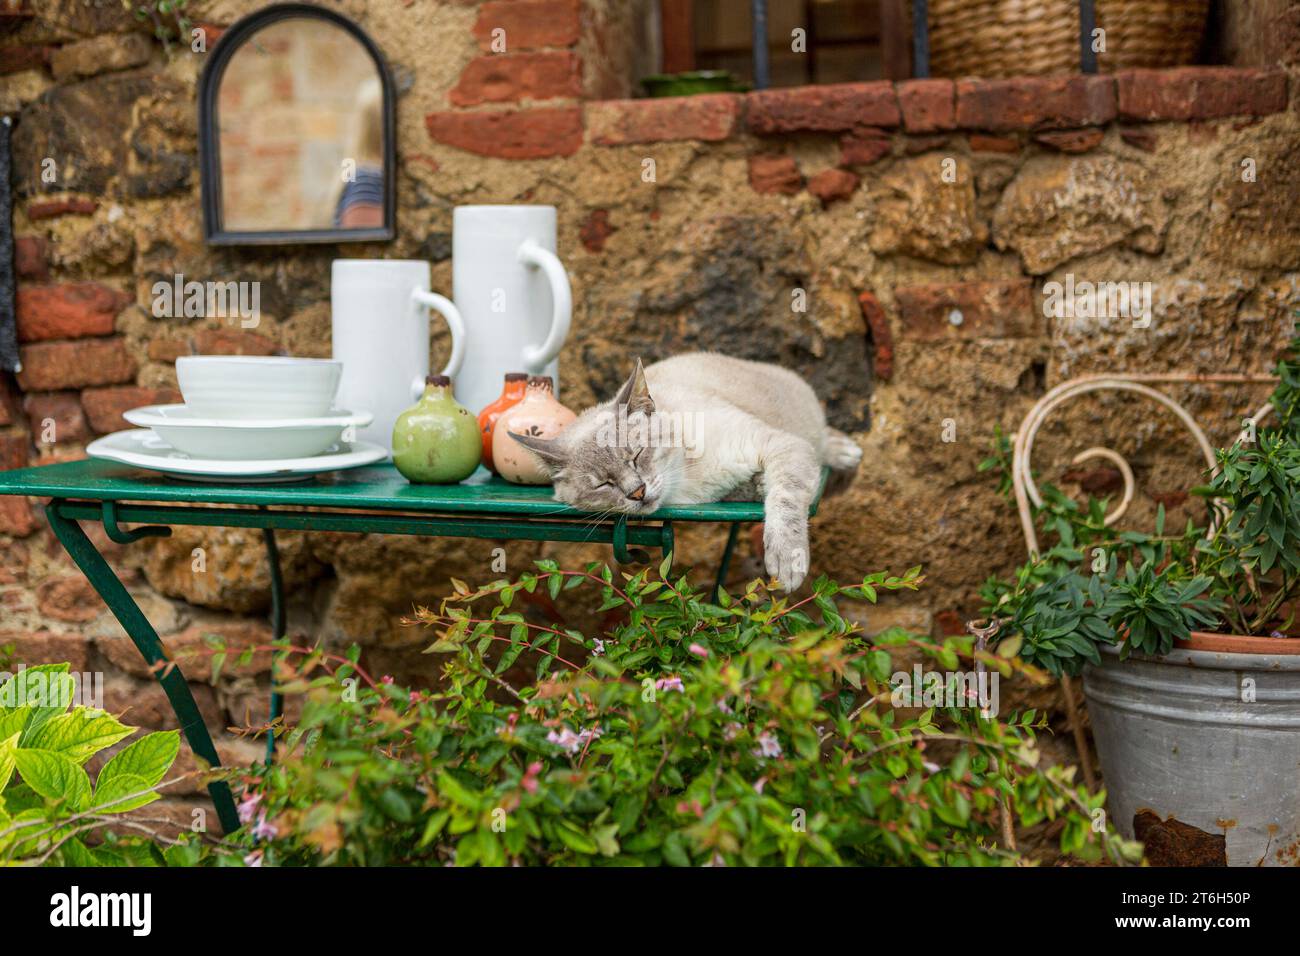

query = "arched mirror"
[{"left": 199, "top": 3, "right": 396, "bottom": 245}]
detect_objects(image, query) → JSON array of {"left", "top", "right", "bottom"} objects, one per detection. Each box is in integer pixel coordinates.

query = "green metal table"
[{"left": 0, "top": 458, "right": 826, "bottom": 835}]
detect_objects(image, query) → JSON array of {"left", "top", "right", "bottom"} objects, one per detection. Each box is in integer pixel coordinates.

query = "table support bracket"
[{"left": 44, "top": 499, "right": 241, "bottom": 836}]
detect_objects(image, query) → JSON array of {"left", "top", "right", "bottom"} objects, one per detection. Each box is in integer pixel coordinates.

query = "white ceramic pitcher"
[
  {"left": 330, "top": 259, "right": 465, "bottom": 451},
  {"left": 452, "top": 205, "right": 572, "bottom": 414}
]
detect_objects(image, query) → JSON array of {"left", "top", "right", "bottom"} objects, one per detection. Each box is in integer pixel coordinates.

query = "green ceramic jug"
[{"left": 392, "top": 375, "right": 482, "bottom": 484}]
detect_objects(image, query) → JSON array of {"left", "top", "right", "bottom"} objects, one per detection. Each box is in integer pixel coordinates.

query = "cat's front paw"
[{"left": 764, "top": 520, "right": 809, "bottom": 592}]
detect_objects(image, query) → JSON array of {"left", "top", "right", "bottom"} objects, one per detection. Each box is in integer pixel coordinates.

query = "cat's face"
[{"left": 508, "top": 360, "right": 679, "bottom": 515}]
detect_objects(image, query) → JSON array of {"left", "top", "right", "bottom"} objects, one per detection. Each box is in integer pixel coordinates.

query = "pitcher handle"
[
  {"left": 410, "top": 289, "right": 466, "bottom": 401},
  {"left": 517, "top": 238, "right": 572, "bottom": 371}
]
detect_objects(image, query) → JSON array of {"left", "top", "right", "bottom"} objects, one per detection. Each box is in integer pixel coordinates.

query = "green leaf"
[
  {"left": 26, "top": 709, "right": 134, "bottom": 763},
  {"left": 98, "top": 730, "right": 180, "bottom": 795},
  {"left": 93, "top": 771, "right": 158, "bottom": 814},
  {"left": 13, "top": 748, "right": 92, "bottom": 810},
  {"left": 0, "top": 731, "right": 18, "bottom": 793}
]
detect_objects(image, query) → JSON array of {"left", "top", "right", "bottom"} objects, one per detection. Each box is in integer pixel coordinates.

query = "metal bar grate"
[
  {"left": 912, "top": 0, "right": 930, "bottom": 78},
  {"left": 1079, "top": 0, "right": 1098, "bottom": 73}
]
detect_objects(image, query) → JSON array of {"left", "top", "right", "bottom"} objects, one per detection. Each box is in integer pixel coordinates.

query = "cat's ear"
[
  {"left": 508, "top": 432, "right": 568, "bottom": 473},
  {"left": 614, "top": 357, "right": 654, "bottom": 416}
]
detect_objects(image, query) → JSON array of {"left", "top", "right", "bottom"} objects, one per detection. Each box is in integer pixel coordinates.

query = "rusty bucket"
[{"left": 1083, "top": 637, "right": 1300, "bottom": 866}]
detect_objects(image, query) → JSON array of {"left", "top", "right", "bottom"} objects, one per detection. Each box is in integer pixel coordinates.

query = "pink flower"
[
  {"left": 753, "top": 776, "right": 767, "bottom": 794},
  {"left": 688, "top": 643, "right": 709, "bottom": 658},
  {"left": 547, "top": 726, "right": 602, "bottom": 754},
  {"left": 592, "top": 638, "right": 606, "bottom": 656},
  {"left": 251, "top": 811, "right": 278, "bottom": 841},
  {"left": 656, "top": 676, "right": 684, "bottom": 693},
  {"left": 237, "top": 791, "right": 261, "bottom": 825},
  {"left": 716, "top": 698, "right": 733, "bottom": 714},
  {"left": 243, "top": 849, "right": 264, "bottom": 867},
  {"left": 381, "top": 675, "right": 395, "bottom": 685},
  {"left": 522, "top": 761, "right": 543, "bottom": 794},
  {"left": 753, "top": 731, "right": 782, "bottom": 759},
  {"left": 722, "top": 722, "right": 743, "bottom": 741}
]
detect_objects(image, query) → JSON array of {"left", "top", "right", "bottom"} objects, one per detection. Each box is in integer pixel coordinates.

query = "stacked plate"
[{"left": 87, "top": 357, "right": 387, "bottom": 483}]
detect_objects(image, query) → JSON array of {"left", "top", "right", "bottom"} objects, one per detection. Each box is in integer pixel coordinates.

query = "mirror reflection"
[{"left": 217, "top": 17, "right": 386, "bottom": 233}]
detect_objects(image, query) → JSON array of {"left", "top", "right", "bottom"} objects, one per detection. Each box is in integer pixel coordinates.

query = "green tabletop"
[{"left": 0, "top": 458, "right": 824, "bottom": 522}]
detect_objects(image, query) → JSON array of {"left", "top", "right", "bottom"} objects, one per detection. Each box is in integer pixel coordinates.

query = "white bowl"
[
  {"left": 122, "top": 405, "right": 372, "bottom": 460},
  {"left": 176, "top": 356, "right": 342, "bottom": 419}
]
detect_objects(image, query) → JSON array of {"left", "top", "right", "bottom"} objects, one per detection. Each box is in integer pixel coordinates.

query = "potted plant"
[{"left": 982, "top": 331, "right": 1300, "bottom": 866}]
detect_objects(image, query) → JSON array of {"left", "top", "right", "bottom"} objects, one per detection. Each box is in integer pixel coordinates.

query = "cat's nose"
[{"left": 627, "top": 483, "right": 646, "bottom": 501}]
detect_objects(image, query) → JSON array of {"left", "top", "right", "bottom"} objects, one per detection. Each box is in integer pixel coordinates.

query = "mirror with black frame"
[{"left": 199, "top": 3, "right": 396, "bottom": 245}]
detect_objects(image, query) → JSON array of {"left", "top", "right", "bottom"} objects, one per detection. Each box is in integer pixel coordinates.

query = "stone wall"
[{"left": 2, "top": 1, "right": 1299, "bottom": 825}]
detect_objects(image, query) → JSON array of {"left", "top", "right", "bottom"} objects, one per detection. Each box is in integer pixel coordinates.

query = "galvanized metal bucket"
[{"left": 1083, "top": 640, "right": 1300, "bottom": 866}]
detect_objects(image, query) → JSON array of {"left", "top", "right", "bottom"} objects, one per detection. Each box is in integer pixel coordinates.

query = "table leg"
[
  {"left": 712, "top": 523, "right": 741, "bottom": 603},
  {"left": 44, "top": 503, "right": 241, "bottom": 836},
  {"left": 262, "top": 526, "right": 285, "bottom": 764}
]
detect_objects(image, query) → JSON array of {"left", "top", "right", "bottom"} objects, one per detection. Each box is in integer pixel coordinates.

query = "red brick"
[
  {"left": 1119, "top": 127, "right": 1158, "bottom": 152},
  {"left": 746, "top": 81, "right": 900, "bottom": 134},
  {"left": 16, "top": 338, "right": 136, "bottom": 391},
  {"left": 0, "top": 375, "right": 17, "bottom": 427},
  {"left": 36, "top": 574, "right": 103, "bottom": 623},
  {"left": 81, "top": 385, "right": 182, "bottom": 434},
  {"left": 898, "top": 79, "right": 954, "bottom": 133},
  {"left": 0, "top": 631, "right": 90, "bottom": 670},
  {"left": 579, "top": 209, "right": 616, "bottom": 253},
  {"left": 472, "top": 0, "right": 581, "bottom": 51},
  {"left": 858, "top": 291, "right": 893, "bottom": 381},
  {"left": 449, "top": 51, "right": 582, "bottom": 106},
  {"left": 23, "top": 392, "right": 89, "bottom": 443},
  {"left": 586, "top": 94, "right": 740, "bottom": 145},
  {"left": 426, "top": 107, "right": 583, "bottom": 159},
  {"left": 1034, "top": 128, "right": 1104, "bottom": 153},
  {"left": 26, "top": 198, "right": 98, "bottom": 220},
  {"left": 1117, "top": 67, "right": 1288, "bottom": 122},
  {"left": 748, "top": 154, "right": 801, "bottom": 195},
  {"left": 0, "top": 433, "right": 28, "bottom": 471},
  {"left": 147, "top": 337, "right": 193, "bottom": 362},
  {"left": 0, "top": 44, "right": 51, "bottom": 76},
  {"left": 14, "top": 236, "right": 48, "bottom": 281},
  {"left": 193, "top": 327, "right": 278, "bottom": 356},
  {"left": 934, "top": 610, "right": 966, "bottom": 637},
  {"left": 807, "top": 168, "right": 859, "bottom": 206},
  {"left": 839, "top": 128, "right": 891, "bottom": 166},
  {"left": 969, "top": 133, "right": 1020, "bottom": 153},
  {"left": 16, "top": 281, "right": 130, "bottom": 342},
  {"left": 955, "top": 75, "right": 1115, "bottom": 131},
  {"left": 894, "top": 280, "right": 1038, "bottom": 341},
  {"left": 192, "top": 22, "right": 228, "bottom": 47},
  {"left": 0, "top": 498, "right": 39, "bottom": 538}
]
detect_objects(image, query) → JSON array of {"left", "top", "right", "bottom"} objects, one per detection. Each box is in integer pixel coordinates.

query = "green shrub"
[
  {"left": 0, "top": 663, "right": 193, "bottom": 866},
  {"left": 235, "top": 562, "right": 1139, "bottom": 867}
]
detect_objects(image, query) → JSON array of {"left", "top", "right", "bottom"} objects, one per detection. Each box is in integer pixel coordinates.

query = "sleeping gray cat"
[{"left": 508, "top": 353, "right": 862, "bottom": 591}]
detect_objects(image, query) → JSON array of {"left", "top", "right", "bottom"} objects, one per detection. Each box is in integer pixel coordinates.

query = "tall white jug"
[
  {"left": 452, "top": 205, "right": 572, "bottom": 414},
  {"left": 330, "top": 259, "right": 465, "bottom": 452}
]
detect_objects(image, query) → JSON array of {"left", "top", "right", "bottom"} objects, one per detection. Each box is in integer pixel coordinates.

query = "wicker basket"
[{"left": 923, "top": 0, "right": 1209, "bottom": 78}]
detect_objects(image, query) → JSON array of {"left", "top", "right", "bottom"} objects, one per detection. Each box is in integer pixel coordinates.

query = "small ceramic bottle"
[
  {"left": 392, "top": 375, "right": 482, "bottom": 484},
  {"left": 493, "top": 376, "right": 576, "bottom": 485},
  {"left": 477, "top": 372, "right": 529, "bottom": 474}
]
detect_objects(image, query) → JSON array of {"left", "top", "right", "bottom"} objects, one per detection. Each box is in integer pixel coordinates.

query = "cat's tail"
[{"left": 822, "top": 427, "right": 862, "bottom": 498}]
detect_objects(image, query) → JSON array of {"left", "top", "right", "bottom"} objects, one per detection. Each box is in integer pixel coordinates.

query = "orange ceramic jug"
[
  {"left": 493, "top": 376, "right": 576, "bottom": 485},
  {"left": 477, "top": 372, "right": 529, "bottom": 473}
]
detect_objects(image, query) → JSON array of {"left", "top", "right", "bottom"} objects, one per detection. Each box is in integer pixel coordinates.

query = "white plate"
[
  {"left": 123, "top": 405, "right": 373, "bottom": 460},
  {"left": 87, "top": 429, "right": 388, "bottom": 483}
]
